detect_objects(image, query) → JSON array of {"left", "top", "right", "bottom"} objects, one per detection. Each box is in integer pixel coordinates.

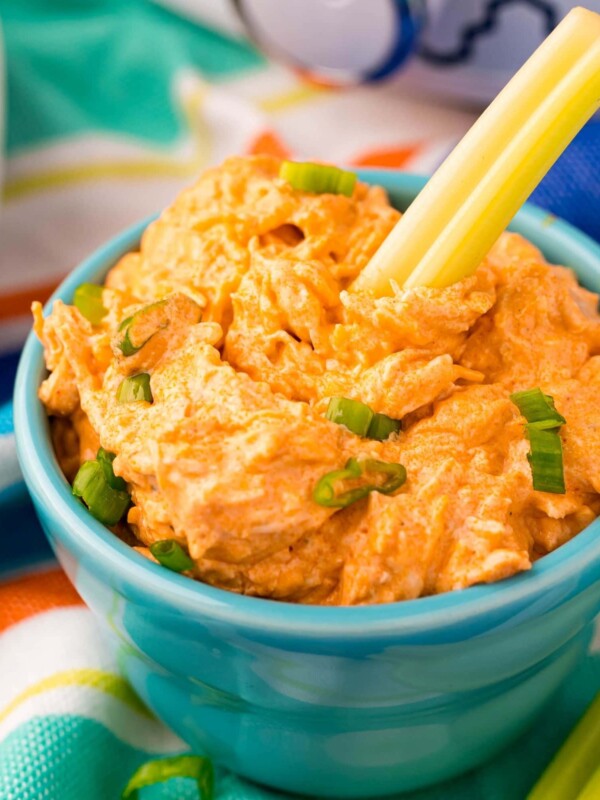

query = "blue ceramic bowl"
[{"left": 14, "top": 171, "right": 600, "bottom": 798}]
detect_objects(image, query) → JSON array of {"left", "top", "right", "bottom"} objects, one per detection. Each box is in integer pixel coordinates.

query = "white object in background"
[
  {"left": 237, "top": 0, "right": 405, "bottom": 83},
  {"left": 406, "top": 0, "right": 600, "bottom": 104},
  {"left": 154, "top": 0, "right": 600, "bottom": 103},
  {"left": 154, "top": 0, "right": 423, "bottom": 84}
]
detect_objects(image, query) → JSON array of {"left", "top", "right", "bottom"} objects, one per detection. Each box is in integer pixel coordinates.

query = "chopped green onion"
[
  {"left": 72, "top": 459, "right": 130, "bottom": 525},
  {"left": 313, "top": 457, "right": 363, "bottom": 508},
  {"left": 367, "top": 412, "right": 402, "bottom": 441},
  {"left": 313, "top": 457, "right": 407, "bottom": 508},
  {"left": 526, "top": 691, "right": 600, "bottom": 800},
  {"left": 526, "top": 418, "right": 569, "bottom": 431},
  {"left": 73, "top": 283, "right": 107, "bottom": 325},
  {"left": 326, "top": 397, "right": 401, "bottom": 440},
  {"left": 326, "top": 397, "right": 374, "bottom": 436},
  {"left": 121, "top": 755, "right": 214, "bottom": 800},
  {"left": 150, "top": 539, "right": 195, "bottom": 572},
  {"left": 510, "top": 388, "right": 566, "bottom": 494},
  {"left": 119, "top": 328, "right": 141, "bottom": 358},
  {"left": 510, "top": 387, "right": 566, "bottom": 428},
  {"left": 118, "top": 300, "right": 167, "bottom": 357},
  {"left": 362, "top": 459, "right": 408, "bottom": 495},
  {"left": 118, "top": 315, "right": 133, "bottom": 331},
  {"left": 525, "top": 425, "right": 566, "bottom": 494},
  {"left": 96, "top": 447, "right": 127, "bottom": 492},
  {"left": 117, "top": 373, "right": 153, "bottom": 404},
  {"left": 279, "top": 161, "right": 357, "bottom": 197}
]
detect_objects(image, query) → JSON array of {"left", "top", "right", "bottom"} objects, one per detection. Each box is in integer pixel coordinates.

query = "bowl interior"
[{"left": 14, "top": 170, "right": 600, "bottom": 635}]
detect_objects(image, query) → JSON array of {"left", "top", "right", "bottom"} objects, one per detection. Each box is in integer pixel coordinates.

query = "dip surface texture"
[{"left": 34, "top": 157, "right": 600, "bottom": 605}]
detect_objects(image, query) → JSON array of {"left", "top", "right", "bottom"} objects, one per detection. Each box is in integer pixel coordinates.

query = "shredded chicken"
[{"left": 34, "top": 156, "right": 600, "bottom": 605}]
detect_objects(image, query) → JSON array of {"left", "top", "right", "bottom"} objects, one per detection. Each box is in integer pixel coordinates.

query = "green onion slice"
[
  {"left": 366, "top": 412, "right": 402, "bottom": 441},
  {"left": 313, "top": 457, "right": 363, "bottom": 508},
  {"left": 121, "top": 755, "right": 214, "bottom": 800},
  {"left": 510, "top": 388, "right": 566, "bottom": 494},
  {"left": 510, "top": 387, "right": 566, "bottom": 428},
  {"left": 96, "top": 447, "right": 127, "bottom": 492},
  {"left": 117, "top": 373, "right": 153, "bottom": 404},
  {"left": 326, "top": 397, "right": 374, "bottom": 437},
  {"left": 149, "top": 539, "right": 195, "bottom": 572},
  {"left": 118, "top": 315, "right": 133, "bottom": 331},
  {"left": 313, "top": 457, "right": 407, "bottom": 508},
  {"left": 73, "top": 283, "right": 107, "bottom": 325},
  {"left": 72, "top": 459, "right": 130, "bottom": 525},
  {"left": 525, "top": 425, "right": 566, "bottom": 494},
  {"left": 118, "top": 300, "right": 168, "bottom": 357},
  {"left": 326, "top": 397, "right": 401, "bottom": 440},
  {"left": 279, "top": 161, "right": 357, "bottom": 197},
  {"left": 363, "top": 459, "right": 408, "bottom": 495}
]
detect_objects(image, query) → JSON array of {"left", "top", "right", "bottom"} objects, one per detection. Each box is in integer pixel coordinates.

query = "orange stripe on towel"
[
  {"left": 350, "top": 143, "right": 423, "bottom": 169},
  {"left": 0, "top": 280, "right": 60, "bottom": 322},
  {"left": 0, "top": 567, "right": 83, "bottom": 633},
  {"left": 246, "top": 130, "right": 292, "bottom": 159}
]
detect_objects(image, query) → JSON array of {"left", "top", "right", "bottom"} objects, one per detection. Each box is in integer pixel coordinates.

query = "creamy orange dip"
[{"left": 34, "top": 156, "right": 600, "bottom": 605}]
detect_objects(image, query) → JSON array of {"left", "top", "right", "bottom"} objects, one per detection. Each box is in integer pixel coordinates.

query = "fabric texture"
[{"left": 1, "top": 2, "right": 599, "bottom": 798}]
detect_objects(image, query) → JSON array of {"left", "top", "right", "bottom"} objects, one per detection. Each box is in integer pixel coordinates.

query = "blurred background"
[{"left": 0, "top": 0, "right": 599, "bottom": 400}]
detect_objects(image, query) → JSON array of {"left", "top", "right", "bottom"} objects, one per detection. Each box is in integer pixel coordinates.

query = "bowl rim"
[{"left": 14, "top": 169, "right": 600, "bottom": 636}]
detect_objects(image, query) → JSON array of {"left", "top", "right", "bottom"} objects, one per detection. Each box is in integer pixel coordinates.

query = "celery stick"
[
  {"left": 527, "top": 693, "right": 600, "bottom": 800},
  {"left": 578, "top": 763, "right": 600, "bottom": 800},
  {"left": 353, "top": 8, "right": 600, "bottom": 296}
]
